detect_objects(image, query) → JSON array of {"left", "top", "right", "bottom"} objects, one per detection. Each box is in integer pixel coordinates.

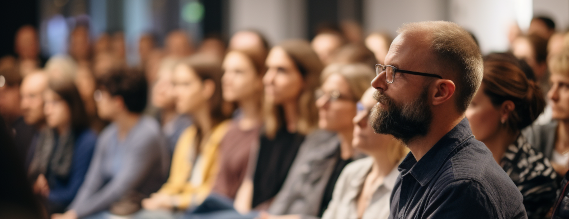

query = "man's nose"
[{"left": 371, "top": 71, "right": 387, "bottom": 92}]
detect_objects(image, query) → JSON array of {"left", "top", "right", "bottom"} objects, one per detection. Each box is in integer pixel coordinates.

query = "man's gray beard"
[{"left": 370, "top": 89, "right": 432, "bottom": 144}]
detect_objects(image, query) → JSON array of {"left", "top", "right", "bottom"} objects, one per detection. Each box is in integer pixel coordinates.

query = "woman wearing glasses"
[
  {"left": 321, "top": 87, "right": 407, "bottom": 219},
  {"left": 258, "top": 63, "right": 374, "bottom": 219},
  {"left": 465, "top": 55, "right": 558, "bottom": 219},
  {"left": 29, "top": 78, "right": 97, "bottom": 214}
]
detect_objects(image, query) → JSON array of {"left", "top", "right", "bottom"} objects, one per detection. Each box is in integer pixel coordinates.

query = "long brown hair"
[
  {"left": 48, "top": 78, "right": 89, "bottom": 131},
  {"left": 482, "top": 58, "right": 545, "bottom": 132},
  {"left": 264, "top": 40, "right": 323, "bottom": 138},
  {"left": 179, "top": 54, "right": 231, "bottom": 127}
]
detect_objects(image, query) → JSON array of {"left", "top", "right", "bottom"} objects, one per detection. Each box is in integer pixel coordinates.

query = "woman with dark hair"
[
  {"left": 29, "top": 78, "right": 96, "bottom": 214},
  {"left": 137, "top": 54, "right": 232, "bottom": 218},
  {"left": 465, "top": 58, "right": 558, "bottom": 219},
  {"left": 53, "top": 68, "right": 169, "bottom": 219}
]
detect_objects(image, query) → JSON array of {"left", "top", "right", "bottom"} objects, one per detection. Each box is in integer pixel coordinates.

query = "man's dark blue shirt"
[{"left": 389, "top": 118, "right": 527, "bottom": 219}]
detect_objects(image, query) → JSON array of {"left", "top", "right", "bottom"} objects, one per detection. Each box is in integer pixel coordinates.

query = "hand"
[
  {"left": 142, "top": 193, "right": 173, "bottom": 210},
  {"left": 51, "top": 210, "right": 77, "bottom": 219},
  {"left": 33, "top": 174, "right": 50, "bottom": 197},
  {"left": 256, "top": 212, "right": 301, "bottom": 219}
]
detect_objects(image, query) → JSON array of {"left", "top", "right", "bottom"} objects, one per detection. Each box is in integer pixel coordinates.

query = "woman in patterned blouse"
[{"left": 465, "top": 53, "right": 559, "bottom": 219}]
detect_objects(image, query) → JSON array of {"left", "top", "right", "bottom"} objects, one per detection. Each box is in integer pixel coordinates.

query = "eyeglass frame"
[
  {"left": 315, "top": 89, "right": 357, "bottom": 103},
  {"left": 375, "top": 64, "right": 442, "bottom": 84}
]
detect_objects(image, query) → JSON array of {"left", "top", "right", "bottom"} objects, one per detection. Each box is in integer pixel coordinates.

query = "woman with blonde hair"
[
  {"left": 258, "top": 63, "right": 375, "bottom": 219},
  {"left": 321, "top": 87, "right": 408, "bottom": 219}
]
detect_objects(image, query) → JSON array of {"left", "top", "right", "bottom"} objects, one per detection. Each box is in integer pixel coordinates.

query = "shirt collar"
[{"left": 398, "top": 118, "right": 475, "bottom": 187}]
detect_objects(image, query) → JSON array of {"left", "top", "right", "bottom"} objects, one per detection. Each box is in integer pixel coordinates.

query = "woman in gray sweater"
[{"left": 53, "top": 68, "right": 169, "bottom": 219}]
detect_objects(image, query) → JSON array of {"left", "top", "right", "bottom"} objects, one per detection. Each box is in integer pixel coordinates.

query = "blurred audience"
[
  {"left": 227, "top": 30, "right": 270, "bottom": 58},
  {"left": 165, "top": 30, "right": 194, "bottom": 59},
  {"left": 4, "top": 13, "right": 569, "bottom": 219},
  {"left": 53, "top": 68, "right": 169, "bottom": 219},
  {"left": 138, "top": 55, "right": 231, "bottom": 218},
  {"left": 20, "top": 71, "right": 49, "bottom": 167},
  {"left": 150, "top": 57, "right": 192, "bottom": 155},
  {"left": 466, "top": 56, "right": 558, "bottom": 219},
  {"left": 0, "top": 62, "right": 37, "bottom": 168},
  {"left": 69, "top": 25, "right": 92, "bottom": 66},
  {"left": 311, "top": 32, "right": 345, "bottom": 66},
  {"left": 511, "top": 34, "right": 550, "bottom": 93},
  {"left": 528, "top": 16, "right": 556, "bottom": 41},
  {"left": 14, "top": 25, "right": 43, "bottom": 76},
  {"left": 364, "top": 32, "right": 392, "bottom": 64},
  {"left": 29, "top": 79, "right": 97, "bottom": 214},
  {"left": 138, "top": 33, "right": 156, "bottom": 69},
  {"left": 330, "top": 43, "right": 377, "bottom": 67}
]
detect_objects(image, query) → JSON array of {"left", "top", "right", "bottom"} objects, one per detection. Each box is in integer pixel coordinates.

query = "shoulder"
[
  {"left": 441, "top": 139, "right": 520, "bottom": 198},
  {"left": 75, "top": 129, "right": 98, "bottom": 146},
  {"left": 337, "top": 157, "right": 373, "bottom": 183}
]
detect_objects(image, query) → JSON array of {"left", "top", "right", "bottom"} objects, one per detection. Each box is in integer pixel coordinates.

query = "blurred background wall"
[{"left": 0, "top": 0, "right": 567, "bottom": 63}]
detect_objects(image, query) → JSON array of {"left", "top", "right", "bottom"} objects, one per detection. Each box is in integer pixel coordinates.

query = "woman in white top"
[{"left": 322, "top": 87, "right": 407, "bottom": 219}]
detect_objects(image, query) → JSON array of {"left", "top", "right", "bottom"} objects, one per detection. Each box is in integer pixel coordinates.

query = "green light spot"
[{"left": 182, "top": 1, "right": 204, "bottom": 23}]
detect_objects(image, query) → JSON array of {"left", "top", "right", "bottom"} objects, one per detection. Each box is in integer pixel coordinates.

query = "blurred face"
[
  {"left": 152, "top": 69, "right": 176, "bottom": 109},
  {"left": 222, "top": 51, "right": 263, "bottom": 102},
  {"left": 173, "top": 64, "right": 207, "bottom": 114},
  {"left": 549, "top": 74, "right": 569, "bottom": 120},
  {"left": 512, "top": 37, "right": 544, "bottom": 78},
  {"left": 311, "top": 34, "right": 342, "bottom": 65},
  {"left": 529, "top": 20, "right": 554, "bottom": 40},
  {"left": 166, "top": 32, "right": 192, "bottom": 58},
  {"left": 353, "top": 88, "right": 398, "bottom": 153},
  {"left": 316, "top": 74, "right": 357, "bottom": 133},
  {"left": 70, "top": 27, "right": 91, "bottom": 61},
  {"left": 263, "top": 47, "right": 304, "bottom": 105},
  {"left": 465, "top": 85, "right": 501, "bottom": 142},
  {"left": 20, "top": 74, "right": 48, "bottom": 125},
  {"left": 0, "top": 86, "right": 21, "bottom": 118},
  {"left": 94, "top": 89, "right": 118, "bottom": 120},
  {"left": 365, "top": 34, "right": 389, "bottom": 64},
  {"left": 43, "top": 89, "right": 71, "bottom": 129},
  {"left": 228, "top": 31, "right": 264, "bottom": 53},
  {"left": 15, "top": 27, "right": 39, "bottom": 59}
]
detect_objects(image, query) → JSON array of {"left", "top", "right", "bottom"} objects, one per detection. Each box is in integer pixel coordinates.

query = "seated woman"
[
  {"left": 137, "top": 54, "right": 232, "bottom": 218},
  {"left": 212, "top": 49, "right": 267, "bottom": 200},
  {"left": 260, "top": 63, "right": 375, "bottom": 219},
  {"left": 150, "top": 57, "right": 192, "bottom": 156},
  {"left": 524, "top": 50, "right": 569, "bottom": 176},
  {"left": 186, "top": 39, "right": 323, "bottom": 219},
  {"left": 53, "top": 68, "right": 170, "bottom": 219},
  {"left": 320, "top": 87, "right": 407, "bottom": 219},
  {"left": 29, "top": 78, "right": 97, "bottom": 214},
  {"left": 465, "top": 56, "right": 559, "bottom": 219}
]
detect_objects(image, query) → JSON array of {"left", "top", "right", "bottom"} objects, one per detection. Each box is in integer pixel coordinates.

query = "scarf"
[{"left": 29, "top": 128, "right": 75, "bottom": 182}]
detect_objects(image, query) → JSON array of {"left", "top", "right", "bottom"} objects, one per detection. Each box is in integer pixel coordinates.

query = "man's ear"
[
  {"left": 202, "top": 79, "right": 215, "bottom": 100},
  {"left": 431, "top": 79, "right": 455, "bottom": 106}
]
